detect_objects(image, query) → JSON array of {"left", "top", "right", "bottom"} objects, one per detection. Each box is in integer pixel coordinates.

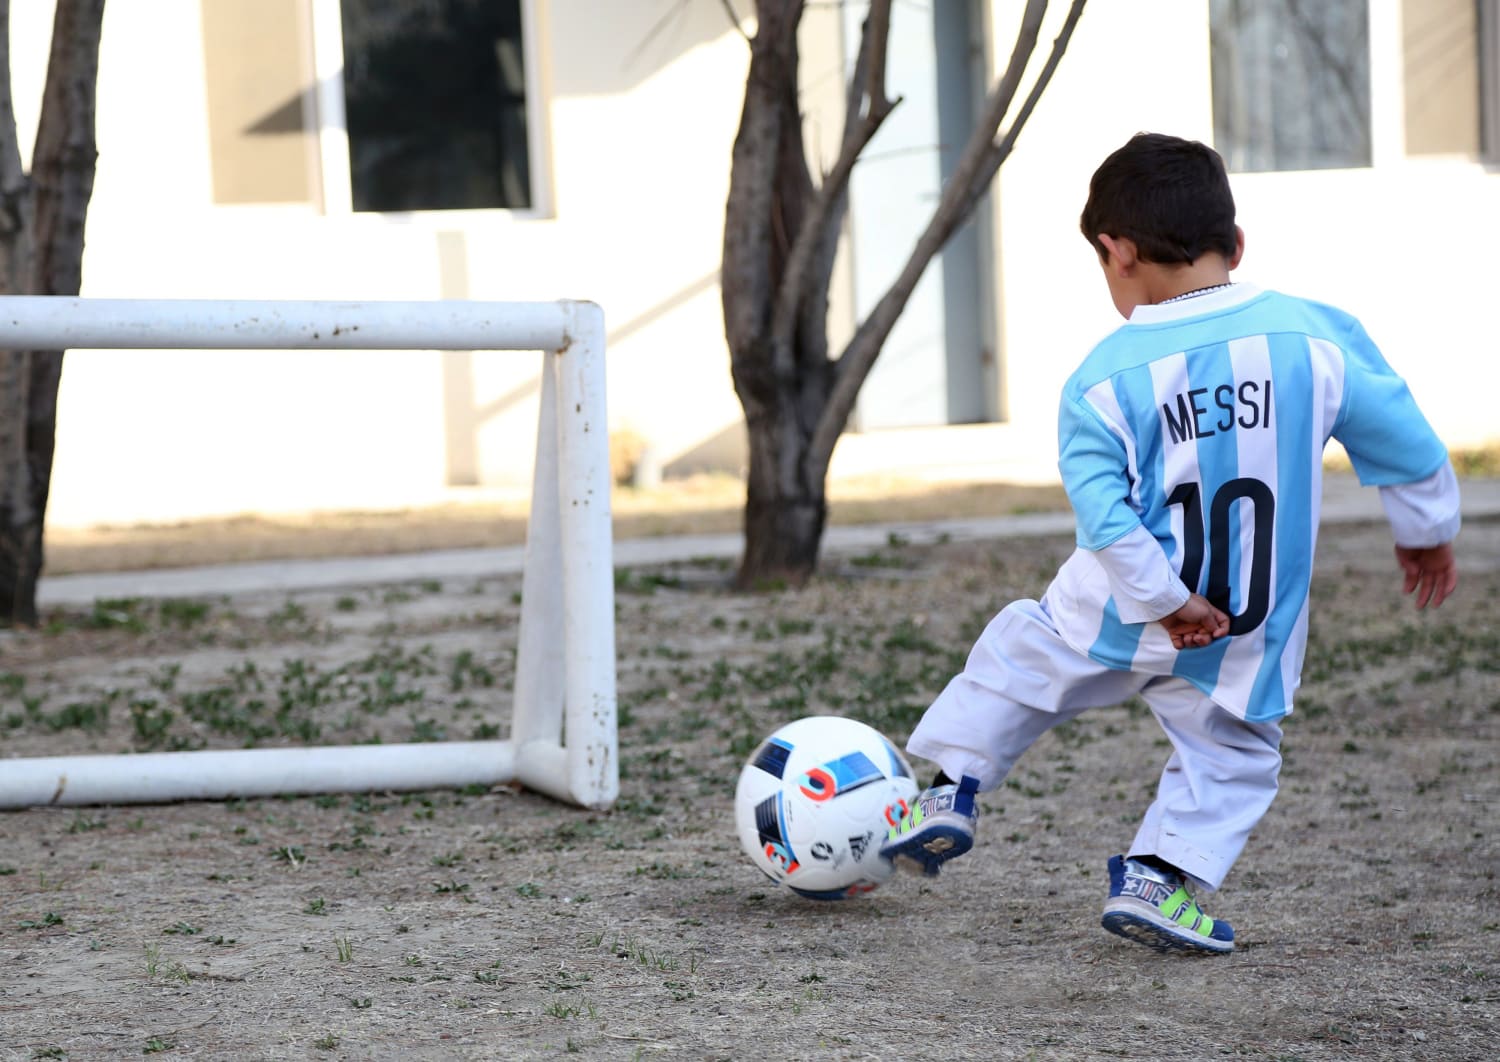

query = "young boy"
[{"left": 879, "top": 132, "right": 1461, "bottom": 955}]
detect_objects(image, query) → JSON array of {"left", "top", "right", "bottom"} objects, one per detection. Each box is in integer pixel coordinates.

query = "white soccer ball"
[{"left": 734, "top": 715, "right": 919, "bottom": 900}]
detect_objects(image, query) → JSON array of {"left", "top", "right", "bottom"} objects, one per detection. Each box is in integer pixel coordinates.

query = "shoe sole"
[
  {"left": 1100, "top": 904, "right": 1233, "bottom": 955},
  {"left": 880, "top": 823, "right": 973, "bottom": 877}
]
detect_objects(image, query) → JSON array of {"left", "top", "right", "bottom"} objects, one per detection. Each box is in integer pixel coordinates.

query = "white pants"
[{"left": 906, "top": 598, "right": 1282, "bottom": 891}]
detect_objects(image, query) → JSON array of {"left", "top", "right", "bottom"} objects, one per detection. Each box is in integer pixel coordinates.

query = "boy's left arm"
[
  {"left": 1158, "top": 592, "right": 1231, "bottom": 649},
  {"left": 1093, "top": 526, "right": 1230, "bottom": 647},
  {"left": 1059, "top": 390, "right": 1229, "bottom": 646}
]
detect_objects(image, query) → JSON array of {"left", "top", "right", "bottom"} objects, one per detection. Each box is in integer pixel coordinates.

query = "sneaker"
[
  {"left": 1100, "top": 854, "right": 1234, "bottom": 955},
  {"left": 879, "top": 776, "right": 979, "bottom": 877}
]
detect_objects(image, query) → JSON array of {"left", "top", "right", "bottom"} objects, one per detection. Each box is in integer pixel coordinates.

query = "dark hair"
[{"left": 1079, "top": 133, "right": 1237, "bottom": 265}]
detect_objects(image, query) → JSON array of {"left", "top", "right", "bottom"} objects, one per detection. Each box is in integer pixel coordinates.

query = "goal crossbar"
[{"left": 0, "top": 296, "right": 618, "bottom": 811}]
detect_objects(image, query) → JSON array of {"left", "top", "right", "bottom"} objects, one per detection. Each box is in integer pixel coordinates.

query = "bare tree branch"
[
  {"left": 717, "top": 0, "right": 750, "bottom": 42},
  {"left": 723, "top": 0, "right": 1089, "bottom": 585},
  {"left": 809, "top": 0, "right": 1088, "bottom": 471},
  {"left": 768, "top": 0, "right": 895, "bottom": 355},
  {"left": 975, "top": 0, "right": 1089, "bottom": 216}
]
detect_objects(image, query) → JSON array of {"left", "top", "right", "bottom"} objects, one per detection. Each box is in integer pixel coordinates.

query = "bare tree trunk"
[
  {"left": 723, "top": 0, "right": 894, "bottom": 588},
  {"left": 722, "top": 0, "right": 829, "bottom": 588},
  {"left": 0, "top": 0, "right": 105, "bottom": 625},
  {"left": 725, "top": 0, "right": 1087, "bottom": 589}
]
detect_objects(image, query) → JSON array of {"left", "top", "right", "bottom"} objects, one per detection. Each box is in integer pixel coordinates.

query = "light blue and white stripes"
[{"left": 1048, "top": 287, "right": 1450, "bottom": 721}]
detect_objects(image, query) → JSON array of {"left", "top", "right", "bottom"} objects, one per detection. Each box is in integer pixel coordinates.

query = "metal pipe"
[
  {"left": 0, "top": 296, "right": 573, "bottom": 351},
  {"left": 0, "top": 295, "right": 617, "bottom": 811},
  {"left": 555, "top": 301, "right": 619, "bottom": 810},
  {"left": 0, "top": 741, "right": 520, "bottom": 807}
]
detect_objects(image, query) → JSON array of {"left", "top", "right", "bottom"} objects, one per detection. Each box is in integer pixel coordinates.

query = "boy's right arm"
[
  {"left": 1328, "top": 315, "right": 1461, "bottom": 610},
  {"left": 1378, "top": 463, "right": 1461, "bottom": 609}
]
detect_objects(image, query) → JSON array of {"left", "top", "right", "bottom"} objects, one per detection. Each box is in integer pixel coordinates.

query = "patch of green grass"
[
  {"left": 143, "top": 942, "right": 191, "bottom": 984},
  {"left": 130, "top": 699, "right": 177, "bottom": 749},
  {"left": 447, "top": 649, "right": 496, "bottom": 691},
  {"left": 633, "top": 861, "right": 691, "bottom": 880},
  {"left": 596, "top": 933, "right": 681, "bottom": 972},
  {"left": 18, "top": 912, "right": 64, "bottom": 929},
  {"left": 87, "top": 597, "right": 149, "bottom": 632},
  {"left": 268, "top": 599, "right": 308, "bottom": 627},
  {"left": 42, "top": 694, "right": 119, "bottom": 733},
  {"left": 158, "top": 599, "right": 212, "bottom": 627},
  {"left": 409, "top": 717, "right": 447, "bottom": 742},
  {"left": 270, "top": 845, "right": 307, "bottom": 866},
  {"left": 615, "top": 568, "right": 683, "bottom": 595}
]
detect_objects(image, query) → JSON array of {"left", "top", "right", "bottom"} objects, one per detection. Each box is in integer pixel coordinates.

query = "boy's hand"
[
  {"left": 1160, "top": 593, "right": 1231, "bottom": 650},
  {"left": 1395, "top": 543, "right": 1458, "bottom": 609}
]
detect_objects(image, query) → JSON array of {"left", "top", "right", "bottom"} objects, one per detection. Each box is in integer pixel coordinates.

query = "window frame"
[
  {"left": 1482, "top": 0, "right": 1500, "bottom": 163},
  {"left": 307, "top": 0, "right": 553, "bottom": 219}
]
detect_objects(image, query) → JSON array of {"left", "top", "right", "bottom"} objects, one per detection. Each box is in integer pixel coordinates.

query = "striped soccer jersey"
[{"left": 1046, "top": 285, "right": 1451, "bottom": 722}]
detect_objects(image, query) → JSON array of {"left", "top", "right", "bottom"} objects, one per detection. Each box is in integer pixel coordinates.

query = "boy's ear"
[
  {"left": 1096, "top": 233, "right": 1137, "bottom": 274},
  {"left": 1228, "top": 226, "right": 1246, "bottom": 269}
]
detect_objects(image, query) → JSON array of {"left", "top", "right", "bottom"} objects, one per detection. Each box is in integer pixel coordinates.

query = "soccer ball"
[{"left": 734, "top": 715, "right": 918, "bottom": 900}]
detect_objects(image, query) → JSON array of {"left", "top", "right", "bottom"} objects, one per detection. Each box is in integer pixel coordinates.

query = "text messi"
[{"left": 1161, "top": 380, "right": 1272, "bottom": 445}]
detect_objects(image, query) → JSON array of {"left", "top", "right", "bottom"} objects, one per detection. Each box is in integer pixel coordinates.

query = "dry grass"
[
  {"left": 42, "top": 474, "right": 1071, "bottom": 575},
  {"left": 38, "top": 441, "right": 1500, "bottom": 577},
  {"left": 3, "top": 518, "right": 1496, "bottom": 1060}
]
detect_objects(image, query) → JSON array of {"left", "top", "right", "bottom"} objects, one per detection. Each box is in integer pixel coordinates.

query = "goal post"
[{"left": 0, "top": 296, "right": 618, "bottom": 811}]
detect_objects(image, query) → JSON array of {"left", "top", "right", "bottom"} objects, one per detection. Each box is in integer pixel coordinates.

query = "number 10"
[{"left": 1165, "top": 478, "right": 1275, "bottom": 636}]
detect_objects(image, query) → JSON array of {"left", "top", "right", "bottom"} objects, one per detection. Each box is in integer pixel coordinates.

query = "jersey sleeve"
[
  {"left": 1057, "top": 388, "right": 1143, "bottom": 551},
  {"left": 1093, "top": 524, "right": 1191, "bottom": 622},
  {"left": 1379, "top": 462, "right": 1461, "bottom": 547},
  {"left": 1059, "top": 383, "right": 1190, "bottom": 621},
  {"left": 1332, "top": 318, "right": 1449, "bottom": 486}
]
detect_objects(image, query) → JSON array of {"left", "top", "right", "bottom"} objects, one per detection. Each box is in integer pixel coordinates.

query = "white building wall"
[
  {"left": 831, "top": 0, "right": 1500, "bottom": 483},
  {"left": 16, "top": 1, "right": 750, "bottom": 528},
  {"left": 8, "top": 1, "right": 1498, "bottom": 529}
]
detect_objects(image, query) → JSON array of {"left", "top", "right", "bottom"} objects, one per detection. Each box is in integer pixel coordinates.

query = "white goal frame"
[{"left": 0, "top": 297, "right": 618, "bottom": 811}]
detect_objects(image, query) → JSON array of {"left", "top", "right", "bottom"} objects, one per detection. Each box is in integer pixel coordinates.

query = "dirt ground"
[
  {"left": 1, "top": 504, "right": 1497, "bottom": 1060},
  {"left": 37, "top": 477, "right": 1072, "bottom": 576}
]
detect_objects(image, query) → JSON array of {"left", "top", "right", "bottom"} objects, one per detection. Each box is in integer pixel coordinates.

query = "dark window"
[
  {"left": 339, "top": 0, "right": 532, "bottom": 212},
  {"left": 1209, "top": 0, "right": 1372, "bottom": 172}
]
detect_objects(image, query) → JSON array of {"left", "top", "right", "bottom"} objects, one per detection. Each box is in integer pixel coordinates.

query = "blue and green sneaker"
[
  {"left": 878, "top": 776, "right": 979, "bottom": 877},
  {"left": 1100, "top": 854, "right": 1234, "bottom": 955}
]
